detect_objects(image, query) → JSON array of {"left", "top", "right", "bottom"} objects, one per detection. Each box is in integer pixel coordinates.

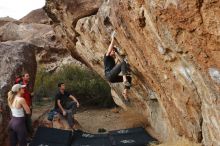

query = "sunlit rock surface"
[{"left": 43, "top": 0, "right": 220, "bottom": 145}]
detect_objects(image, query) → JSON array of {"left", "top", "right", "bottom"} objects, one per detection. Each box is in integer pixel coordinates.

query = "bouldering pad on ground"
[
  {"left": 109, "top": 127, "right": 156, "bottom": 146},
  {"left": 30, "top": 127, "right": 72, "bottom": 146},
  {"left": 30, "top": 127, "right": 157, "bottom": 146},
  {"left": 71, "top": 131, "right": 111, "bottom": 146}
]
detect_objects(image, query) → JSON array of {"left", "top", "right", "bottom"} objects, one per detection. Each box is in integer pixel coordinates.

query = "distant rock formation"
[
  {"left": 0, "top": 16, "right": 16, "bottom": 27},
  {"left": 20, "top": 8, "right": 52, "bottom": 25},
  {"left": 0, "top": 8, "right": 83, "bottom": 72}
]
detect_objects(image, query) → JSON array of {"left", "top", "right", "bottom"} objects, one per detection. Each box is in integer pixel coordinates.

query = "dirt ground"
[
  {"left": 4, "top": 102, "right": 201, "bottom": 146},
  {"left": 3, "top": 103, "right": 201, "bottom": 146},
  {"left": 75, "top": 107, "right": 148, "bottom": 133},
  {"left": 4, "top": 99, "right": 157, "bottom": 145},
  {"left": 32, "top": 100, "right": 150, "bottom": 134}
]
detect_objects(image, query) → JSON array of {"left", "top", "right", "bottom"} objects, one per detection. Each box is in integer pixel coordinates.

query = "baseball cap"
[{"left": 11, "top": 84, "right": 26, "bottom": 92}]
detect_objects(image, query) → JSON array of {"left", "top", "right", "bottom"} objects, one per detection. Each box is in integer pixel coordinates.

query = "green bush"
[{"left": 34, "top": 65, "right": 114, "bottom": 107}]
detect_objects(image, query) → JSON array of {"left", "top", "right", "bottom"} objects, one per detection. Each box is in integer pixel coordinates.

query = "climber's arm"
[{"left": 106, "top": 31, "right": 116, "bottom": 56}]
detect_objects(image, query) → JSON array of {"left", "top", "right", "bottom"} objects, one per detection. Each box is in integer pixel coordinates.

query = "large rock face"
[
  {"left": 44, "top": 0, "right": 220, "bottom": 145},
  {"left": 44, "top": 0, "right": 103, "bottom": 66},
  {"left": 0, "top": 41, "right": 37, "bottom": 145},
  {"left": 0, "top": 10, "right": 83, "bottom": 72},
  {"left": 0, "top": 17, "right": 16, "bottom": 27}
]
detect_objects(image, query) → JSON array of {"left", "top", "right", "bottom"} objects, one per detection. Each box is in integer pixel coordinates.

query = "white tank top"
[
  {"left": 11, "top": 108, "right": 25, "bottom": 117},
  {"left": 11, "top": 96, "right": 25, "bottom": 117}
]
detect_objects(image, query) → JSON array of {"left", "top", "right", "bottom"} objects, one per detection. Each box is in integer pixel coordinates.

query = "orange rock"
[{"left": 44, "top": 0, "right": 220, "bottom": 145}]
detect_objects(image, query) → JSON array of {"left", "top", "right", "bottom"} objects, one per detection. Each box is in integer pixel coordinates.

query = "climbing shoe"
[{"left": 123, "top": 81, "right": 131, "bottom": 87}]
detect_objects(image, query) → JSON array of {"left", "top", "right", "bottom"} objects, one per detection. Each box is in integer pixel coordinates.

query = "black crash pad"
[
  {"left": 109, "top": 127, "right": 156, "bottom": 146},
  {"left": 71, "top": 131, "right": 112, "bottom": 146},
  {"left": 30, "top": 127, "right": 156, "bottom": 146},
  {"left": 30, "top": 127, "right": 72, "bottom": 146}
]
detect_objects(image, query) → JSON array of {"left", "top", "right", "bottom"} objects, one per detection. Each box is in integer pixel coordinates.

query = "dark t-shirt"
[
  {"left": 55, "top": 91, "right": 71, "bottom": 109},
  {"left": 104, "top": 54, "right": 115, "bottom": 73}
]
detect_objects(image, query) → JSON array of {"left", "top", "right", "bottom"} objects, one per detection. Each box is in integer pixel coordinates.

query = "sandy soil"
[
  {"left": 75, "top": 107, "right": 147, "bottom": 133},
  {"left": 31, "top": 100, "right": 149, "bottom": 134},
  {"left": 4, "top": 102, "right": 200, "bottom": 146}
]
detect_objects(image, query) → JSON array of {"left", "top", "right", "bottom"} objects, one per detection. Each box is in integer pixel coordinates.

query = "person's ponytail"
[{"left": 8, "top": 91, "right": 16, "bottom": 107}]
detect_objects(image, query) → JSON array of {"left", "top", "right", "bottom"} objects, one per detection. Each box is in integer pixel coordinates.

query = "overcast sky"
[{"left": 0, "top": 0, "right": 45, "bottom": 19}]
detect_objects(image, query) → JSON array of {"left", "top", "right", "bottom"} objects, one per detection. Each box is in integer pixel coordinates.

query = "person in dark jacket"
[
  {"left": 55, "top": 83, "right": 80, "bottom": 130},
  {"left": 104, "top": 31, "right": 132, "bottom": 102}
]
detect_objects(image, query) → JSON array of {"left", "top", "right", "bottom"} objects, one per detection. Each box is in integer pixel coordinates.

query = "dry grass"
[{"left": 150, "top": 137, "right": 202, "bottom": 146}]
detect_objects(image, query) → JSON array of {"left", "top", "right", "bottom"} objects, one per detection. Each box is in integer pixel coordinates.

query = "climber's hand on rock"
[{"left": 111, "top": 31, "right": 116, "bottom": 39}]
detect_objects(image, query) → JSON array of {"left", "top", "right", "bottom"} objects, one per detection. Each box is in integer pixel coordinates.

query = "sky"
[{"left": 0, "top": 0, "right": 45, "bottom": 20}]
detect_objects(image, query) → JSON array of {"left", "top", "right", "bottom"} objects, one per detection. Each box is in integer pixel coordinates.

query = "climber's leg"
[
  {"left": 107, "top": 63, "right": 123, "bottom": 80},
  {"left": 119, "top": 61, "right": 131, "bottom": 86},
  {"left": 125, "top": 76, "right": 132, "bottom": 89},
  {"left": 122, "top": 89, "right": 128, "bottom": 101},
  {"left": 110, "top": 75, "right": 131, "bottom": 102},
  {"left": 122, "top": 76, "right": 131, "bottom": 101},
  {"left": 107, "top": 60, "right": 131, "bottom": 86},
  {"left": 110, "top": 75, "right": 131, "bottom": 86},
  {"left": 120, "top": 60, "right": 128, "bottom": 75}
]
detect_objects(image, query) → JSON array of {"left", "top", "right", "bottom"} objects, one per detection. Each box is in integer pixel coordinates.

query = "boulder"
[
  {"left": 0, "top": 15, "right": 83, "bottom": 72},
  {"left": 44, "top": 0, "right": 220, "bottom": 145},
  {"left": 0, "top": 41, "right": 37, "bottom": 145},
  {"left": 0, "top": 17, "right": 16, "bottom": 27},
  {"left": 20, "top": 8, "right": 52, "bottom": 25}
]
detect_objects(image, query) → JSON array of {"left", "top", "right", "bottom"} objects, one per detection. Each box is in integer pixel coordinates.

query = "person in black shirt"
[
  {"left": 55, "top": 83, "right": 80, "bottom": 129},
  {"left": 104, "top": 31, "right": 132, "bottom": 102}
]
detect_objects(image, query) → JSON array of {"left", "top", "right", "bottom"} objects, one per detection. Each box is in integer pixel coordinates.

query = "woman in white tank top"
[{"left": 8, "top": 84, "right": 31, "bottom": 146}]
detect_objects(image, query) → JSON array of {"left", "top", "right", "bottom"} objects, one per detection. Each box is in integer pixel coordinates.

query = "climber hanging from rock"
[{"left": 104, "top": 31, "right": 132, "bottom": 102}]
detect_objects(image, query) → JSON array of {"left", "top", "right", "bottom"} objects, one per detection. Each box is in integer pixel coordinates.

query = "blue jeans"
[{"left": 58, "top": 101, "right": 77, "bottom": 128}]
